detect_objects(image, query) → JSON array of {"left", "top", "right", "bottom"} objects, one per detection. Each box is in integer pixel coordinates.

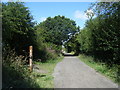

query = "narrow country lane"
[{"left": 53, "top": 56, "right": 118, "bottom": 88}]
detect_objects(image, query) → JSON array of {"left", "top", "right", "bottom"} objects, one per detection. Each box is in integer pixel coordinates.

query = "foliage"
[
  {"left": 2, "top": 47, "right": 40, "bottom": 88},
  {"left": 2, "top": 2, "right": 59, "bottom": 62},
  {"left": 76, "top": 2, "right": 120, "bottom": 65},
  {"left": 2, "top": 2, "right": 61, "bottom": 88},
  {"left": 64, "top": 33, "right": 80, "bottom": 55},
  {"left": 2, "top": 47, "right": 63, "bottom": 88},
  {"left": 77, "top": 27, "right": 93, "bottom": 55},
  {"left": 33, "top": 27, "right": 58, "bottom": 62},
  {"left": 2, "top": 2, "right": 35, "bottom": 55},
  {"left": 36, "top": 15, "right": 79, "bottom": 46},
  {"left": 34, "top": 15, "right": 79, "bottom": 60}
]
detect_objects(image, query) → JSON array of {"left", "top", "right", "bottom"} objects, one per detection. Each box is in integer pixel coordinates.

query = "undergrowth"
[
  {"left": 2, "top": 48, "right": 40, "bottom": 88},
  {"left": 2, "top": 47, "right": 63, "bottom": 89}
]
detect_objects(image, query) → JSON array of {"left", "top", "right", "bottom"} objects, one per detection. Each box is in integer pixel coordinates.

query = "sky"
[{"left": 25, "top": 2, "right": 93, "bottom": 29}]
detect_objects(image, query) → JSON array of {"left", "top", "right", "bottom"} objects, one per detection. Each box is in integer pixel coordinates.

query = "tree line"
[
  {"left": 2, "top": 2, "right": 79, "bottom": 62},
  {"left": 67, "top": 2, "right": 120, "bottom": 66},
  {"left": 3, "top": 2, "right": 120, "bottom": 64}
]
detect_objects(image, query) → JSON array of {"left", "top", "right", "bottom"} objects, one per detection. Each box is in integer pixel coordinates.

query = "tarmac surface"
[{"left": 53, "top": 56, "right": 118, "bottom": 88}]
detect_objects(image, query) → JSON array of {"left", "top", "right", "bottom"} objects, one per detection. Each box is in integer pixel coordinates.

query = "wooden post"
[{"left": 29, "top": 46, "right": 33, "bottom": 72}]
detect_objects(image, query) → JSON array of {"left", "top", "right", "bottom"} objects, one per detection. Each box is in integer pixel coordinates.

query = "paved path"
[{"left": 53, "top": 56, "right": 118, "bottom": 88}]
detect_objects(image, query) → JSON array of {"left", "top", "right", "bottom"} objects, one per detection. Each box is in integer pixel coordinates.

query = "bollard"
[{"left": 29, "top": 46, "right": 33, "bottom": 72}]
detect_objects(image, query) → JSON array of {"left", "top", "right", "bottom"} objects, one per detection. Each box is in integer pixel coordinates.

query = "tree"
[
  {"left": 2, "top": 2, "right": 35, "bottom": 54},
  {"left": 36, "top": 15, "right": 79, "bottom": 46},
  {"left": 77, "top": 2, "right": 120, "bottom": 65},
  {"left": 90, "top": 2, "right": 120, "bottom": 64}
]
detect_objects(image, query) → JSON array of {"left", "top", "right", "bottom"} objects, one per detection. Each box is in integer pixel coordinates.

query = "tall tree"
[
  {"left": 36, "top": 15, "right": 80, "bottom": 46},
  {"left": 2, "top": 2, "right": 35, "bottom": 54}
]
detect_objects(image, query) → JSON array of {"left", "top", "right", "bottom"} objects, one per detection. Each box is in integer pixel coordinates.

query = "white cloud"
[
  {"left": 74, "top": 10, "right": 88, "bottom": 20},
  {"left": 40, "top": 17, "right": 46, "bottom": 22}
]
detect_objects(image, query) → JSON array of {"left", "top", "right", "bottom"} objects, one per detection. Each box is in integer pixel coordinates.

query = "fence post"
[{"left": 29, "top": 46, "right": 33, "bottom": 72}]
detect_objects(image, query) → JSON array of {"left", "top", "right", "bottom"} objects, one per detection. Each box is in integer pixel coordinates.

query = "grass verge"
[
  {"left": 78, "top": 54, "right": 119, "bottom": 85},
  {"left": 31, "top": 56, "right": 64, "bottom": 88}
]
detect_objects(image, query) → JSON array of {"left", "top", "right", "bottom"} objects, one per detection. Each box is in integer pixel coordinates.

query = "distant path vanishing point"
[{"left": 53, "top": 56, "right": 118, "bottom": 88}]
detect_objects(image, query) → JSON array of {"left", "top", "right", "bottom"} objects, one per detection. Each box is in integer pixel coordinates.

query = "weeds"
[{"left": 2, "top": 47, "right": 40, "bottom": 88}]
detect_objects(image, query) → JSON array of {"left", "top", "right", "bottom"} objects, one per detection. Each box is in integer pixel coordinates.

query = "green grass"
[
  {"left": 78, "top": 54, "right": 119, "bottom": 84},
  {"left": 31, "top": 56, "right": 64, "bottom": 88}
]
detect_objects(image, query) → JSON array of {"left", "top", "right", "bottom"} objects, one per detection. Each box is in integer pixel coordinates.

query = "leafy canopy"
[{"left": 36, "top": 15, "right": 80, "bottom": 45}]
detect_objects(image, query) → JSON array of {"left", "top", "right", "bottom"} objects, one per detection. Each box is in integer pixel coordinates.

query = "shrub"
[{"left": 2, "top": 47, "right": 40, "bottom": 88}]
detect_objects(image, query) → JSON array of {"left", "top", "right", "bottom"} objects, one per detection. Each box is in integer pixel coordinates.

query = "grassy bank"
[
  {"left": 78, "top": 54, "right": 119, "bottom": 84},
  {"left": 32, "top": 56, "right": 64, "bottom": 88}
]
